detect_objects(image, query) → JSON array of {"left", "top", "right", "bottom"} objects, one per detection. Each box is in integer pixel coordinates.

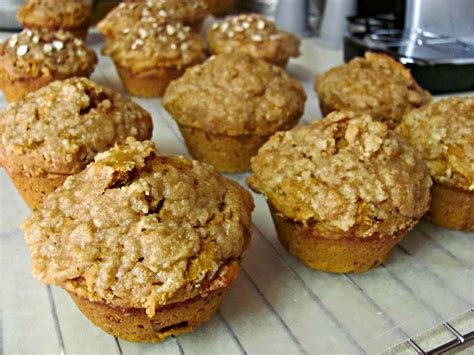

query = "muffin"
[
  {"left": 17, "top": 0, "right": 92, "bottom": 40},
  {"left": 204, "top": 0, "right": 235, "bottom": 17},
  {"left": 207, "top": 13, "right": 300, "bottom": 68},
  {"left": 23, "top": 138, "right": 254, "bottom": 342},
  {"left": 0, "top": 78, "right": 153, "bottom": 209},
  {"left": 315, "top": 52, "right": 431, "bottom": 128},
  {"left": 0, "top": 29, "right": 97, "bottom": 102},
  {"left": 248, "top": 111, "right": 432, "bottom": 273},
  {"left": 102, "top": 21, "right": 206, "bottom": 97},
  {"left": 98, "top": 1, "right": 208, "bottom": 41},
  {"left": 163, "top": 52, "right": 307, "bottom": 173},
  {"left": 397, "top": 97, "right": 474, "bottom": 231}
]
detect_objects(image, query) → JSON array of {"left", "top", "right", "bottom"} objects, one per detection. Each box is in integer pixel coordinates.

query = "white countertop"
[{"left": 0, "top": 31, "right": 473, "bottom": 355}]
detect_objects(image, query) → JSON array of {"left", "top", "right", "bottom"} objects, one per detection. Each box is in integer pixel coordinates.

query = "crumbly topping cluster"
[
  {"left": 397, "top": 97, "right": 474, "bottom": 190},
  {"left": 98, "top": 0, "right": 208, "bottom": 39},
  {"left": 163, "top": 52, "right": 306, "bottom": 136},
  {"left": 102, "top": 21, "right": 206, "bottom": 71},
  {"left": 0, "top": 78, "right": 152, "bottom": 175},
  {"left": 17, "top": 0, "right": 91, "bottom": 28},
  {"left": 23, "top": 139, "right": 253, "bottom": 316},
  {"left": 207, "top": 14, "right": 300, "bottom": 63},
  {"left": 0, "top": 29, "right": 97, "bottom": 81},
  {"left": 315, "top": 52, "right": 431, "bottom": 128},
  {"left": 248, "top": 111, "right": 432, "bottom": 238}
]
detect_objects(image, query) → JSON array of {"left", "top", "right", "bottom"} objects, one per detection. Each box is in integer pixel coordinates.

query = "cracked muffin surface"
[
  {"left": 23, "top": 139, "right": 254, "bottom": 316},
  {"left": 163, "top": 52, "right": 306, "bottom": 136},
  {"left": 207, "top": 13, "right": 300, "bottom": 65},
  {"left": 0, "top": 77, "right": 152, "bottom": 175},
  {"left": 0, "top": 29, "right": 97, "bottom": 82},
  {"left": 98, "top": 0, "right": 208, "bottom": 39},
  {"left": 17, "top": 0, "right": 91, "bottom": 29},
  {"left": 248, "top": 111, "right": 432, "bottom": 238},
  {"left": 397, "top": 96, "right": 474, "bottom": 191},
  {"left": 315, "top": 52, "right": 431, "bottom": 128}
]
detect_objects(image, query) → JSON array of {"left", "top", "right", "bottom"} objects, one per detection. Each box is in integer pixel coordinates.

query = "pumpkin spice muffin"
[
  {"left": 315, "top": 52, "right": 431, "bottom": 128},
  {"left": 17, "top": 0, "right": 92, "bottom": 40},
  {"left": 102, "top": 21, "right": 206, "bottom": 97},
  {"left": 98, "top": 1, "right": 208, "bottom": 41},
  {"left": 0, "top": 78, "right": 152, "bottom": 209},
  {"left": 204, "top": 0, "right": 235, "bottom": 17},
  {"left": 248, "top": 111, "right": 432, "bottom": 273},
  {"left": 207, "top": 13, "right": 300, "bottom": 68},
  {"left": 0, "top": 29, "right": 97, "bottom": 102},
  {"left": 397, "top": 97, "right": 474, "bottom": 231},
  {"left": 23, "top": 138, "right": 254, "bottom": 342},
  {"left": 163, "top": 52, "right": 306, "bottom": 173}
]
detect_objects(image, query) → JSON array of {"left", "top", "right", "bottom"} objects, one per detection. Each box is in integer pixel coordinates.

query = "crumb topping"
[
  {"left": 23, "top": 139, "right": 253, "bottom": 316},
  {"left": 98, "top": 0, "right": 208, "bottom": 39},
  {"left": 248, "top": 111, "right": 432, "bottom": 238},
  {"left": 397, "top": 97, "right": 474, "bottom": 190},
  {"left": 17, "top": 0, "right": 91, "bottom": 29},
  {"left": 315, "top": 52, "right": 431, "bottom": 128},
  {"left": 0, "top": 78, "right": 152, "bottom": 175},
  {"left": 207, "top": 14, "right": 300, "bottom": 64},
  {"left": 102, "top": 21, "right": 206, "bottom": 72},
  {"left": 163, "top": 52, "right": 306, "bottom": 136},
  {"left": 0, "top": 29, "right": 97, "bottom": 82}
]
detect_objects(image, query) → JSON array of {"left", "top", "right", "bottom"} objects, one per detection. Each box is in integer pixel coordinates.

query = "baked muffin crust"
[
  {"left": 17, "top": 0, "right": 91, "bottom": 29},
  {"left": 102, "top": 21, "right": 206, "bottom": 73},
  {"left": 248, "top": 111, "right": 432, "bottom": 237},
  {"left": 397, "top": 97, "right": 474, "bottom": 191},
  {"left": 207, "top": 14, "right": 300, "bottom": 65},
  {"left": 23, "top": 139, "right": 253, "bottom": 316},
  {"left": 98, "top": 1, "right": 208, "bottom": 39},
  {"left": 163, "top": 52, "right": 306, "bottom": 136},
  {"left": 0, "top": 29, "right": 97, "bottom": 83},
  {"left": 0, "top": 78, "right": 152, "bottom": 175},
  {"left": 315, "top": 52, "right": 431, "bottom": 128}
]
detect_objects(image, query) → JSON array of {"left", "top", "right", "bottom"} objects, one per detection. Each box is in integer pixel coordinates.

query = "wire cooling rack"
[{"left": 0, "top": 32, "right": 472, "bottom": 354}]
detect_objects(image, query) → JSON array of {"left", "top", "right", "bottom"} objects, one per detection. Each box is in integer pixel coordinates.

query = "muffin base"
[
  {"left": 179, "top": 124, "right": 271, "bottom": 173},
  {"left": 426, "top": 182, "right": 474, "bottom": 231},
  {"left": 1, "top": 69, "right": 94, "bottom": 103},
  {"left": 69, "top": 290, "right": 224, "bottom": 343},
  {"left": 270, "top": 208, "right": 408, "bottom": 273},
  {"left": 6, "top": 169, "right": 68, "bottom": 209},
  {"left": 205, "top": 0, "right": 235, "bottom": 16},
  {"left": 116, "top": 65, "right": 184, "bottom": 98}
]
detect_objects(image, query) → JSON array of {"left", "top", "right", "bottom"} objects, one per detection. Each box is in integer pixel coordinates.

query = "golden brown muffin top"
[
  {"left": 397, "top": 97, "right": 474, "bottom": 191},
  {"left": 0, "top": 78, "right": 152, "bottom": 175},
  {"left": 102, "top": 21, "right": 206, "bottom": 73},
  {"left": 98, "top": 0, "right": 208, "bottom": 39},
  {"left": 207, "top": 13, "right": 300, "bottom": 64},
  {"left": 17, "top": 0, "right": 91, "bottom": 29},
  {"left": 23, "top": 138, "right": 253, "bottom": 316},
  {"left": 248, "top": 111, "right": 432, "bottom": 238},
  {"left": 315, "top": 52, "right": 431, "bottom": 128},
  {"left": 0, "top": 29, "right": 97, "bottom": 82},
  {"left": 163, "top": 52, "right": 306, "bottom": 136}
]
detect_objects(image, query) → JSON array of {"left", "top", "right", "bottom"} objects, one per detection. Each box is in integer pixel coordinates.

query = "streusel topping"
[
  {"left": 98, "top": 0, "right": 208, "bottom": 39},
  {"left": 24, "top": 139, "right": 253, "bottom": 316},
  {"left": 102, "top": 21, "right": 206, "bottom": 72},
  {"left": 315, "top": 52, "right": 431, "bottom": 128},
  {"left": 0, "top": 78, "right": 152, "bottom": 175},
  {"left": 207, "top": 14, "right": 300, "bottom": 64},
  {"left": 248, "top": 111, "right": 432, "bottom": 238},
  {"left": 163, "top": 52, "right": 306, "bottom": 136},
  {"left": 0, "top": 29, "right": 97, "bottom": 82},
  {"left": 17, "top": 0, "right": 91, "bottom": 28},
  {"left": 397, "top": 97, "right": 474, "bottom": 190}
]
